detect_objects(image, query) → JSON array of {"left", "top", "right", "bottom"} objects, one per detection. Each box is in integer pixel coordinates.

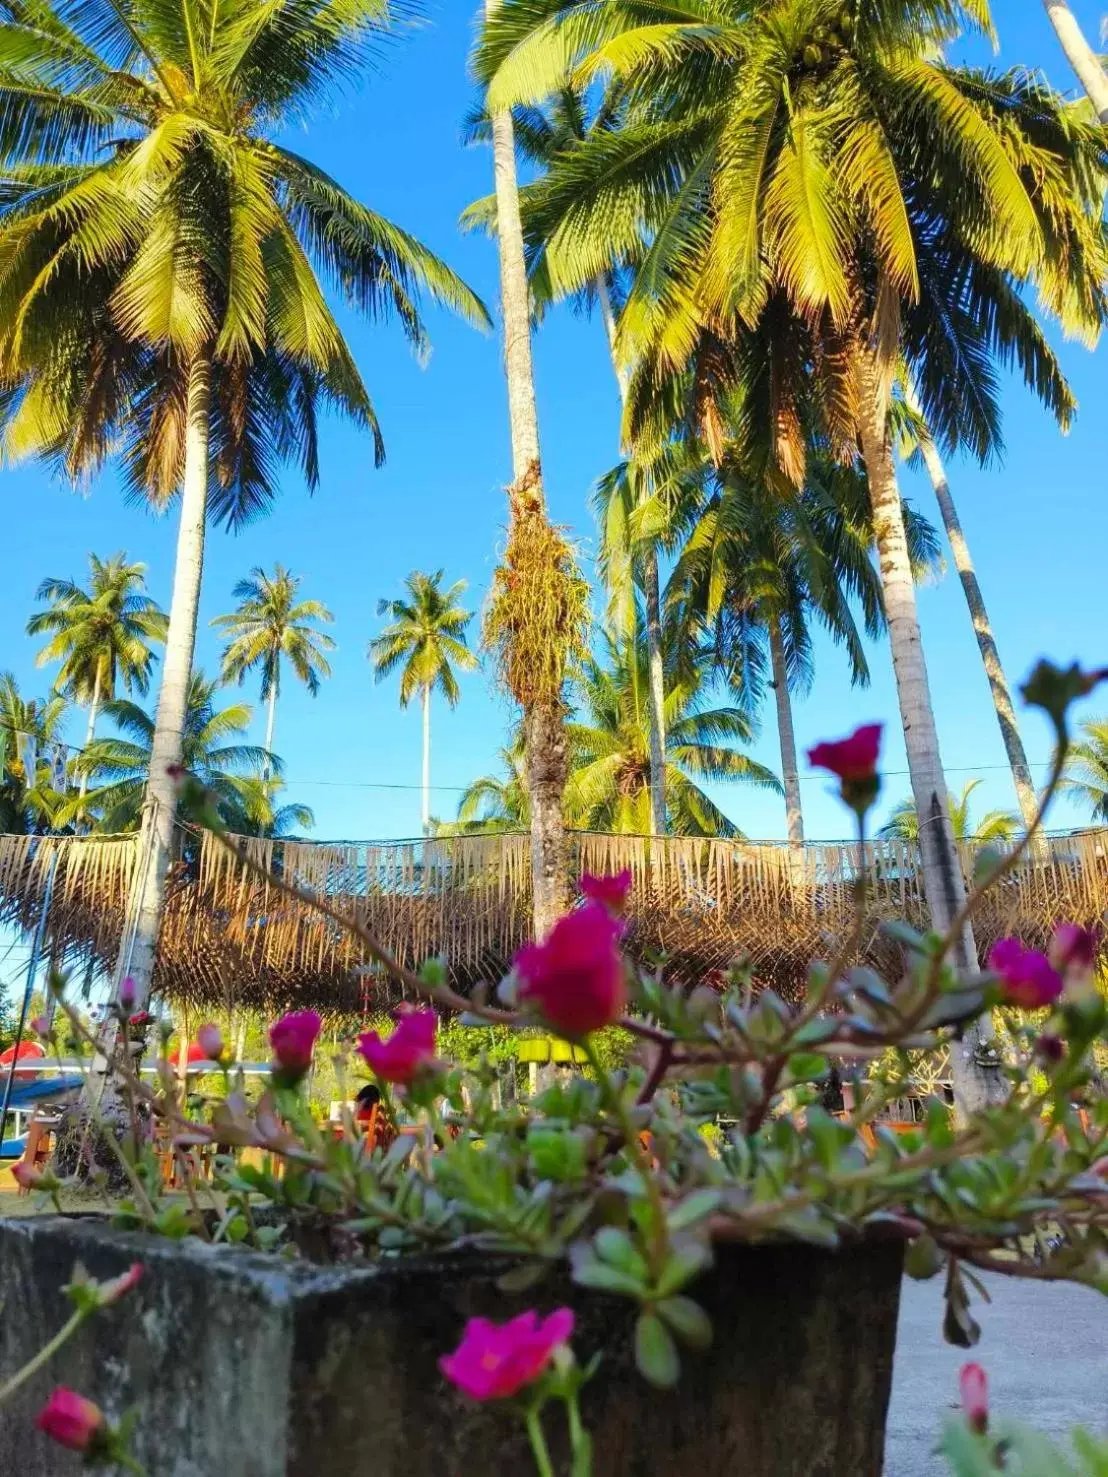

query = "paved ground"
[{"left": 885, "top": 1274, "right": 1108, "bottom": 1475}]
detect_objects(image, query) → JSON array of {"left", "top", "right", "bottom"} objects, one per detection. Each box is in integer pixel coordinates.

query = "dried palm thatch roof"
[{"left": 1, "top": 828, "right": 1106, "bottom": 1015}]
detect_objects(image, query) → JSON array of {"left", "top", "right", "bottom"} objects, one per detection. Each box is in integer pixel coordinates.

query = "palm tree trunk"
[
  {"left": 643, "top": 548, "right": 667, "bottom": 835},
  {"left": 905, "top": 387, "right": 1038, "bottom": 831},
  {"left": 421, "top": 684, "right": 431, "bottom": 836},
  {"left": 488, "top": 15, "right": 541, "bottom": 484},
  {"left": 123, "top": 354, "right": 212, "bottom": 1007},
  {"left": 856, "top": 351, "right": 1003, "bottom": 1116},
  {"left": 596, "top": 275, "right": 666, "bottom": 834},
  {"left": 487, "top": 0, "right": 569, "bottom": 938},
  {"left": 78, "top": 668, "right": 102, "bottom": 803},
  {"left": 768, "top": 614, "right": 804, "bottom": 847},
  {"left": 1042, "top": 0, "right": 1108, "bottom": 120},
  {"left": 263, "top": 686, "right": 277, "bottom": 781},
  {"left": 596, "top": 275, "right": 630, "bottom": 400}
]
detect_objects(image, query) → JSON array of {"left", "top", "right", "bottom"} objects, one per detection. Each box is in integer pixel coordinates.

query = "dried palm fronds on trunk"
[{"left": 0, "top": 829, "right": 1104, "bottom": 1016}]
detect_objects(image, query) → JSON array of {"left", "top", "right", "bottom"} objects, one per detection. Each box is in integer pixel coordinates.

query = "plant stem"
[
  {"left": 584, "top": 1037, "right": 669, "bottom": 1277},
  {"left": 567, "top": 1391, "right": 591, "bottom": 1475},
  {"left": 525, "top": 1406, "right": 556, "bottom": 1477},
  {"left": 0, "top": 1309, "right": 86, "bottom": 1405}
]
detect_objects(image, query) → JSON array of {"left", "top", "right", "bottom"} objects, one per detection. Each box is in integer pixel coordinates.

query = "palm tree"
[
  {"left": 660, "top": 453, "right": 941, "bottom": 847},
  {"left": 463, "top": 86, "right": 673, "bottom": 836},
  {"left": 68, "top": 673, "right": 286, "bottom": 837},
  {"left": 478, "top": 0, "right": 1108, "bottom": 1109},
  {"left": 445, "top": 743, "right": 530, "bottom": 835},
  {"left": 565, "top": 630, "right": 780, "bottom": 837},
  {"left": 213, "top": 566, "right": 335, "bottom": 770},
  {"left": 219, "top": 775, "right": 315, "bottom": 841},
  {"left": 880, "top": 779, "right": 1020, "bottom": 845},
  {"left": 478, "top": 0, "right": 589, "bottom": 935},
  {"left": 1041, "top": 0, "right": 1108, "bottom": 120},
  {"left": 0, "top": 0, "right": 489, "bottom": 1005},
  {"left": 0, "top": 674, "right": 70, "bottom": 834},
  {"left": 1062, "top": 721, "right": 1108, "bottom": 822},
  {"left": 370, "top": 572, "right": 479, "bottom": 835},
  {"left": 897, "top": 386, "right": 1038, "bottom": 831},
  {"left": 27, "top": 554, "right": 166, "bottom": 803},
  {"left": 467, "top": 88, "right": 672, "bottom": 837}
]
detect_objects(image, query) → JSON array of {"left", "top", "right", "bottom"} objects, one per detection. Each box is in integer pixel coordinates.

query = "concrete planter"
[{"left": 0, "top": 1216, "right": 903, "bottom": 1477}]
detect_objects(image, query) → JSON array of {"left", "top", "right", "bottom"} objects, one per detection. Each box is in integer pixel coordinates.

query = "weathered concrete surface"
[
  {"left": 885, "top": 1272, "right": 1108, "bottom": 1476},
  {"left": 0, "top": 1217, "right": 903, "bottom": 1477}
]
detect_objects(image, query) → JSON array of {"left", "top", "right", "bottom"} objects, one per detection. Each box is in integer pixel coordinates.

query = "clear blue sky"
[{"left": 0, "top": 0, "right": 1106, "bottom": 847}]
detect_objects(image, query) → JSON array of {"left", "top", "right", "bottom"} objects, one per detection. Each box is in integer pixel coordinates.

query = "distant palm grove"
[{"left": 0, "top": 0, "right": 1105, "bottom": 1032}]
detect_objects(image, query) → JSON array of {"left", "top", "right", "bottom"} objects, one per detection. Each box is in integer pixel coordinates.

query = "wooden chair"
[{"left": 15, "top": 1111, "right": 58, "bottom": 1196}]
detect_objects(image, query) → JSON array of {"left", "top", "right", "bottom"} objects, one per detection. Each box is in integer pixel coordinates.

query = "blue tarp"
[
  {"left": 1, "top": 1074, "right": 82, "bottom": 1109},
  {"left": 0, "top": 1074, "right": 83, "bottom": 1157}
]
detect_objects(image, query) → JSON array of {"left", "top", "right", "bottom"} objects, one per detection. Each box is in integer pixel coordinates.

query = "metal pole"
[{"left": 0, "top": 850, "right": 60, "bottom": 1144}]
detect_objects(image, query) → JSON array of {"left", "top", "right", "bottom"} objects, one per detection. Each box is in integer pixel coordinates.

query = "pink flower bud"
[
  {"left": 35, "top": 1388, "right": 104, "bottom": 1453},
  {"left": 118, "top": 977, "right": 136, "bottom": 1011},
  {"left": 807, "top": 724, "right": 883, "bottom": 815},
  {"left": 988, "top": 938, "right": 1063, "bottom": 1010},
  {"left": 515, "top": 902, "right": 626, "bottom": 1040},
  {"left": 1035, "top": 1033, "right": 1065, "bottom": 1065},
  {"left": 807, "top": 724, "right": 882, "bottom": 782},
  {"left": 580, "top": 870, "right": 632, "bottom": 916},
  {"left": 440, "top": 1308, "right": 575, "bottom": 1401},
  {"left": 1050, "top": 923, "right": 1098, "bottom": 976},
  {"left": 29, "top": 1015, "right": 51, "bottom": 1039},
  {"left": 358, "top": 1010, "right": 437, "bottom": 1085},
  {"left": 959, "top": 1362, "right": 988, "bottom": 1435},
  {"left": 268, "top": 1009, "right": 321, "bottom": 1082},
  {"left": 100, "top": 1262, "right": 144, "bottom": 1307},
  {"left": 196, "top": 1023, "right": 224, "bottom": 1062}
]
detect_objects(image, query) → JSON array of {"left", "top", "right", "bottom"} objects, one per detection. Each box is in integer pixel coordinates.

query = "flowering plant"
[{"left": 23, "top": 659, "right": 1108, "bottom": 1474}]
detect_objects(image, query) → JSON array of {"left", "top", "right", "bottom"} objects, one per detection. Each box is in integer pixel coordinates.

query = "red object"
[
  {"left": 35, "top": 1389, "right": 104, "bottom": 1453},
  {"left": 580, "top": 870, "right": 633, "bottom": 916},
  {"left": 515, "top": 901, "right": 626, "bottom": 1039},
  {"left": 807, "top": 723, "right": 883, "bottom": 782},
  {"left": 358, "top": 1010, "right": 437, "bottom": 1084},
  {"left": 0, "top": 1040, "right": 45, "bottom": 1081},
  {"left": 959, "top": 1362, "right": 988, "bottom": 1434},
  {"left": 440, "top": 1308, "right": 575, "bottom": 1402},
  {"left": 988, "top": 938, "right": 1063, "bottom": 1010}
]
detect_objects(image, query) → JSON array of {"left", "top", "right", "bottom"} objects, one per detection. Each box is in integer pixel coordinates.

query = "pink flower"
[
  {"left": 580, "top": 870, "right": 632, "bottom": 916},
  {"left": 959, "top": 1362, "right": 988, "bottom": 1435},
  {"left": 1050, "top": 923, "right": 1098, "bottom": 976},
  {"left": 12, "top": 1161, "right": 44, "bottom": 1191},
  {"left": 196, "top": 1024, "right": 225, "bottom": 1062},
  {"left": 440, "top": 1308, "right": 575, "bottom": 1401},
  {"left": 128, "top": 1011, "right": 152, "bottom": 1029},
  {"left": 269, "top": 1009, "right": 321, "bottom": 1082},
  {"left": 118, "top": 977, "right": 136, "bottom": 1011},
  {"left": 358, "top": 1010, "right": 437, "bottom": 1084},
  {"left": 100, "top": 1262, "right": 144, "bottom": 1307},
  {"left": 35, "top": 1388, "right": 104, "bottom": 1453},
  {"left": 988, "top": 938, "right": 1063, "bottom": 1010},
  {"left": 807, "top": 724, "right": 882, "bottom": 782},
  {"left": 29, "top": 1014, "right": 51, "bottom": 1039},
  {"left": 515, "top": 902, "right": 626, "bottom": 1039}
]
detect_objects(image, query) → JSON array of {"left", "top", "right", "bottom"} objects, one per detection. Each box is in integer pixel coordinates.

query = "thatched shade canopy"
[{"left": 0, "top": 829, "right": 1105, "bottom": 1014}]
